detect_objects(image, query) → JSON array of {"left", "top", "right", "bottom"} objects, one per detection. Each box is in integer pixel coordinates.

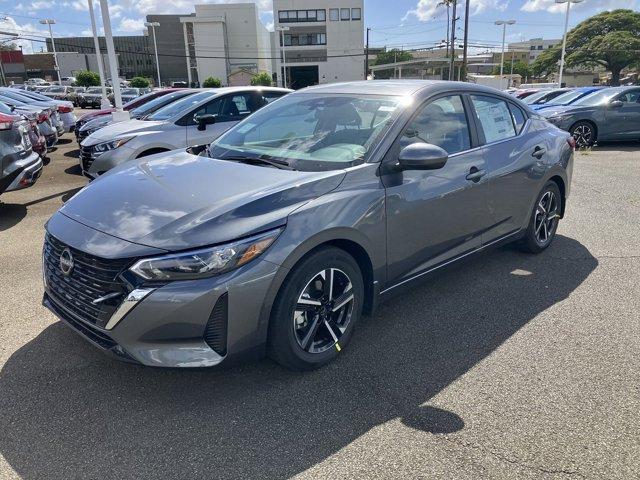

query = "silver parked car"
[
  {"left": 43, "top": 81, "right": 573, "bottom": 370},
  {"left": 0, "top": 88, "right": 76, "bottom": 133},
  {"left": 79, "top": 87, "right": 290, "bottom": 178}
]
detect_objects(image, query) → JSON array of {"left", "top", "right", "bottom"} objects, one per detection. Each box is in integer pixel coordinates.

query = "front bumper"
[
  {"left": 42, "top": 215, "right": 282, "bottom": 367},
  {"left": 80, "top": 144, "right": 137, "bottom": 178}
]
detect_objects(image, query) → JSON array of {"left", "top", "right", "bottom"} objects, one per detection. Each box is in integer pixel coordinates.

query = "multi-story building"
[
  {"left": 145, "top": 14, "right": 194, "bottom": 86},
  {"left": 45, "top": 36, "right": 154, "bottom": 79},
  {"left": 180, "top": 3, "right": 273, "bottom": 87},
  {"left": 508, "top": 38, "right": 561, "bottom": 63},
  {"left": 273, "top": 0, "right": 364, "bottom": 88}
]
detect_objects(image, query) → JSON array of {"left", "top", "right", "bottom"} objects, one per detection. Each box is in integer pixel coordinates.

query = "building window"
[
  {"left": 283, "top": 33, "right": 327, "bottom": 46},
  {"left": 329, "top": 8, "right": 339, "bottom": 21},
  {"left": 351, "top": 8, "right": 361, "bottom": 20},
  {"left": 530, "top": 45, "right": 535, "bottom": 50},
  {"left": 340, "top": 8, "right": 350, "bottom": 20},
  {"left": 278, "top": 9, "right": 327, "bottom": 23},
  {"left": 537, "top": 45, "right": 543, "bottom": 50}
]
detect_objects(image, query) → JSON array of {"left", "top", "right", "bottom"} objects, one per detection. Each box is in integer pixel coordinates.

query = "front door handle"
[
  {"left": 532, "top": 146, "right": 547, "bottom": 159},
  {"left": 466, "top": 167, "right": 486, "bottom": 182}
]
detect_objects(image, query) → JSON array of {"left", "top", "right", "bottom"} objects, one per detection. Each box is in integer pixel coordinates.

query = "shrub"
[
  {"left": 129, "top": 76, "right": 150, "bottom": 88},
  {"left": 250, "top": 72, "right": 273, "bottom": 86},
  {"left": 202, "top": 76, "right": 222, "bottom": 88},
  {"left": 75, "top": 70, "right": 100, "bottom": 87}
]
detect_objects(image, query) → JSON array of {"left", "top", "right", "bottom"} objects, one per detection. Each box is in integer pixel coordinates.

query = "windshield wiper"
[{"left": 221, "top": 155, "right": 294, "bottom": 170}]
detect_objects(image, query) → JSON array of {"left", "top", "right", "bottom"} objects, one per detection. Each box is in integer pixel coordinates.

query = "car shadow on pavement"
[
  {"left": 0, "top": 235, "right": 597, "bottom": 479},
  {"left": 63, "top": 150, "right": 80, "bottom": 160},
  {"left": 0, "top": 188, "right": 83, "bottom": 231}
]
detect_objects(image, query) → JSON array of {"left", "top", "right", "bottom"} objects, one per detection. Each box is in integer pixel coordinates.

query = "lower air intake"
[{"left": 204, "top": 294, "right": 228, "bottom": 356}]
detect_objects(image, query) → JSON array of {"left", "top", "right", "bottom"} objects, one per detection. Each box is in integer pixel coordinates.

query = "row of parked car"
[
  {"left": 0, "top": 87, "right": 78, "bottom": 196},
  {"left": 509, "top": 85, "right": 640, "bottom": 146},
  {"left": 9, "top": 84, "right": 150, "bottom": 108}
]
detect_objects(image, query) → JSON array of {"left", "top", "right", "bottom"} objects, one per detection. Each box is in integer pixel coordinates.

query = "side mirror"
[
  {"left": 195, "top": 113, "right": 217, "bottom": 131},
  {"left": 610, "top": 100, "right": 624, "bottom": 108},
  {"left": 398, "top": 142, "right": 448, "bottom": 170}
]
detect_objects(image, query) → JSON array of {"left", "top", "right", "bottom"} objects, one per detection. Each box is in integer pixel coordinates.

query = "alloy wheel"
[
  {"left": 572, "top": 124, "right": 593, "bottom": 147},
  {"left": 534, "top": 190, "right": 559, "bottom": 245},
  {"left": 293, "top": 268, "right": 355, "bottom": 354}
]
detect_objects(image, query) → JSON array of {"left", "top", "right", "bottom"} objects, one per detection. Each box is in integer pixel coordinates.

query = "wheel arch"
[
  {"left": 548, "top": 175, "right": 567, "bottom": 218},
  {"left": 136, "top": 147, "right": 171, "bottom": 159}
]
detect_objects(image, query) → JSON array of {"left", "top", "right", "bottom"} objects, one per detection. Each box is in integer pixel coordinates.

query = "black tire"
[
  {"left": 521, "top": 181, "right": 562, "bottom": 254},
  {"left": 569, "top": 120, "right": 596, "bottom": 147},
  {"left": 268, "top": 247, "right": 364, "bottom": 371}
]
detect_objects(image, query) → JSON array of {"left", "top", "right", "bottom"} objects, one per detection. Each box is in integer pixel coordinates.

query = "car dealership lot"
[{"left": 0, "top": 126, "right": 638, "bottom": 478}]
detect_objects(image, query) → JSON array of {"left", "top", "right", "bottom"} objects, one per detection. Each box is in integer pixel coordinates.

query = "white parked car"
[{"left": 80, "top": 86, "right": 291, "bottom": 178}]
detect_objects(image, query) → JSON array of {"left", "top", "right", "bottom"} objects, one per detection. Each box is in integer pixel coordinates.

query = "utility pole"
[
  {"left": 99, "top": 0, "right": 128, "bottom": 121},
  {"left": 276, "top": 26, "right": 289, "bottom": 88},
  {"left": 448, "top": 0, "right": 457, "bottom": 81},
  {"left": 39, "top": 19, "right": 60, "bottom": 83},
  {"left": 556, "top": 0, "right": 583, "bottom": 87},
  {"left": 145, "top": 22, "right": 161, "bottom": 87},
  {"left": 495, "top": 19, "right": 516, "bottom": 90},
  {"left": 365, "top": 27, "right": 370, "bottom": 79},
  {"left": 462, "top": 0, "right": 470, "bottom": 81}
]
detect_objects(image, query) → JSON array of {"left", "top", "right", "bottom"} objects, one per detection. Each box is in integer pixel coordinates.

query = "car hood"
[
  {"left": 83, "top": 118, "right": 166, "bottom": 145},
  {"left": 541, "top": 105, "right": 596, "bottom": 117},
  {"left": 58, "top": 151, "right": 346, "bottom": 251},
  {"left": 79, "top": 108, "right": 114, "bottom": 122}
]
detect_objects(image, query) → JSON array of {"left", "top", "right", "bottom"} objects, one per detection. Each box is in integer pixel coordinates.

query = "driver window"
[
  {"left": 189, "top": 99, "right": 221, "bottom": 125},
  {"left": 617, "top": 90, "right": 640, "bottom": 103},
  {"left": 400, "top": 95, "right": 471, "bottom": 154}
]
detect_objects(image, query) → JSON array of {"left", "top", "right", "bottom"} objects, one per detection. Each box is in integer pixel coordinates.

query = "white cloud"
[
  {"left": 0, "top": 17, "right": 49, "bottom": 53},
  {"left": 404, "top": 0, "right": 508, "bottom": 22},
  {"left": 521, "top": 0, "right": 638, "bottom": 13},
  {"left": 118, "top": 17, "right": 145, "bottom": 32}
]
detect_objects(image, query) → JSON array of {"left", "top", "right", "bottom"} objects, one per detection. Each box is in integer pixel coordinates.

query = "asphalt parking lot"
[{"left": 0, "top": 115, "right": 639, "bottom": 479}]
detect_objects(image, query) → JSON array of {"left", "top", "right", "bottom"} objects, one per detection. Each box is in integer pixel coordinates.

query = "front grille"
[
  {"left": 43, "top": 233, "right": 132, "bottom": 329},
  {"left": 80, "top": 145, "right": 94, "bottom": 171},
  {"left": 204, "top": 294, "right": 228, "bottom": 356}
]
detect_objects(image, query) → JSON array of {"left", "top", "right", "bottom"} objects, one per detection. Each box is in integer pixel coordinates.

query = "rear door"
[{"left": 469, "top": 94, "right": 543, "bottom": 241}]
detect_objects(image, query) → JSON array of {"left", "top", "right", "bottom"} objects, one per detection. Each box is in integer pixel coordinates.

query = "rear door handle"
[
  {"left": 532, "top": 146, "right": 547, "bottom": 159},
  {"left": 466, "top": 167, "right": 486, "bottom": 182}
]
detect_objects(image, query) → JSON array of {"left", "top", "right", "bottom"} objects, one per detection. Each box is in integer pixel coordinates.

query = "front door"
[
  {"left": 602, "top": 89, "right": 640, "bottom": 139},
  {"left": 382, "top": 94, "right": 491, "bottom": 287}
]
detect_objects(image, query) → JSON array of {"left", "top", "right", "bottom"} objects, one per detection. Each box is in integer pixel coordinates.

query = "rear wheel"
[
  {"left": 268, "top": 247, "right": 364, "bottom": 371},
  {"left": 569, "top": 121, "right": 596, "bottom": 147},
  {"left": 522, "top": 181, "right": 562, "bottom": 254}
]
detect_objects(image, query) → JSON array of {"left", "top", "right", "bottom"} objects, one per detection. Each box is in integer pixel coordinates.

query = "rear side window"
[
  {"left": 508, "top": 104, "right": 526, "bottom": 134},
  {"left": 400, "top": 95, "right": 471, "bottom": 155},
  {"left": 470, "top": 95, "right": 516, "bottom": 143}
]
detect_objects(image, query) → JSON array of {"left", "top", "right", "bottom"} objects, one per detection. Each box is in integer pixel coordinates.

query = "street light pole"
[
  {"left": 495, "top": 19, "right": 515, "bottom": 90},
  {"left": 555, "top": 0, "right": 583, "bottom": 87},
  {"left": 275, "top": 26, "right": 289, "bottom": 88},
  {"left": 87, "top": 0, "right": 110, "bottom": 109},
  {"left": 145, "top": 22, "right": 161, "bottom": 88},
  {"left": 99, "top": 0, "right": 128, "bottom": 121},
  {"left": 39, "top": 19, "right": 60, "bottom": 83}
]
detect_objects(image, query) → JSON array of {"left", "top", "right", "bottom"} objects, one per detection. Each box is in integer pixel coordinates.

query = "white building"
[
  {"left": 273, "top": 0, "right": 364, "bottom": 88},
  {"left": 508, "top": 38, "right": 561, "bottom": 63},
  {"left": 180, "top": 3, "right": 273, "bottom": 86}
]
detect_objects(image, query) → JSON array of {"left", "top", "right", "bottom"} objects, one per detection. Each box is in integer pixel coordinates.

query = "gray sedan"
[
  {"left": 542, "top": 86, "right": 640, "bottom": 147},
  {"left": 42, "top": 80, "right": 573, "bottom": 370}
]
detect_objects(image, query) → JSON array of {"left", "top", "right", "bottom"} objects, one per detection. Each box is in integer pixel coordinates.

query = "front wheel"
[
  {"left": 268, "top": 247, "right": 364, "bottom": 371},
  {"left": 569, "top": 121, "right": 596, "bottom": 147},
  {"left": 521, "top": 182, "right": 562, "bottom": 254}
]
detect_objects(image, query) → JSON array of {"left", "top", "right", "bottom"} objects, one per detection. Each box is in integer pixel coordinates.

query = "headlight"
[
  {"left": 547, "top": 115, "right": 569, "bottom": 125},
  {"left": 93, "top": 137, "right": 132, "bottom": 153},
  {"left": 129, "top": 228, "right": 283, "bottom": 281}
]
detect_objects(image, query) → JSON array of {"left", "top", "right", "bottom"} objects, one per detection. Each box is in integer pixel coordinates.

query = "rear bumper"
[{"left": 2, "top": 152, "right": 43, "bottom": 193}]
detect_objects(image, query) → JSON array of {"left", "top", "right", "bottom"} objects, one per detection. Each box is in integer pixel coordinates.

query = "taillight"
[
  {"left": 567, "top": 136, "right": 576, "bottom": 149},
  {"left": 0, "top": 113, "right": 15, "bottom": 130},
  {"left": 58, "top": 105, "right": 73, "bottom": 113},
  {"left": 37, "top": 112, "right": 49, "bottom": 124}
]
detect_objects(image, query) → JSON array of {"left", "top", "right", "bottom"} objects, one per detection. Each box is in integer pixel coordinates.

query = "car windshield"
[
  {"left": 547, "top": 89, "right": 593, "bottom": 106},
  {"left": 0, "top": 102, "right": 13, "bottom": 114},
  {"left": 208, "top": 93, "right": 405, "bottom": 171},
  {"left": 18, "top": 90, "right": 50, "bottom": 101},
  {"left": 0, "top": 90, "right": 34, "bottom": 103},
  {"left": 47, "top": 86, "right": 65, "bottom": 93},
  {"left": 86, "top": 87, "right": 103, "bottom": 94},
  {"left": 572, "top": 88, "right": 623, "bottom": 106},
  {"left": 146, "top": 91, "right": 215, "bottom": 121},
  {"left": 524, "top": 90, "right": 565, "bottom": 105},
  {"left": 130, "top": 91, "right": 194, "bottom": 117},
  {"left": 121, "top": 88, "right": 138, "bottom": 95}
]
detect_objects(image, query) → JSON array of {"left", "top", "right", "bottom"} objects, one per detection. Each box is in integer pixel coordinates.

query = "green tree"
[
  {"left": 75, "top": 70, "right": 100, "bottom": 87},
  {"left": 129, "top": 76, "right": 150, "bottom": 88},
  {"left": 372, "top": 49, "right": 413, "bottom": 79},
  {"left": 491, "top": 61, "right": 531, "bottom": 79},
  {"left": 250, "top": 72, "right": 273, "bottom": 86},
  {"left": 531, "top": 9, "right": 640, "bottom": 86},
  {"left": 202, "top": 76, "right": 222, "bottom": 88}
]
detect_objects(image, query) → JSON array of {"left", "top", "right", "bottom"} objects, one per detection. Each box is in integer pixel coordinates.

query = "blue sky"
[{"left": 0, "top": 0, "right": 637, "bottom": 54}]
